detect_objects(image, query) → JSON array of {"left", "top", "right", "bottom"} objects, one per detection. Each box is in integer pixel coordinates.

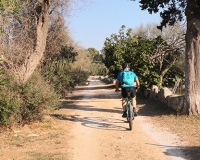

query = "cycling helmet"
[{"left": 123, "top": 63, "right": 130, "bottom": 69}]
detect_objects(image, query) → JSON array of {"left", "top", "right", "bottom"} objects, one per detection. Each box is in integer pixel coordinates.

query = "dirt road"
[
  {"left": 62, "top": 77, "right": 188, "bottom": 160},
  {"left": 0, "top": 76, "right": 190, "bottom": 160}
]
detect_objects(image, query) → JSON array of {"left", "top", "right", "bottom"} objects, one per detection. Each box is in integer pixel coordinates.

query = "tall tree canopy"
[{"left": 132, "top": 0, "right": 200, "bottom": 115}]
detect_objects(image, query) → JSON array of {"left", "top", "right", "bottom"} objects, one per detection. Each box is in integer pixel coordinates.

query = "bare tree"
[
  {"left": 132, "top": 23, "right": 162, "bottom": 38},
  {"left": 132, "top": 22, "right": 186, "bottom": 86},
  {"left": 45, "top": 13, "right": 74, "bottom": 61},
  {"left": 1, "top": 0, "right": 73, "bottom": 83}
]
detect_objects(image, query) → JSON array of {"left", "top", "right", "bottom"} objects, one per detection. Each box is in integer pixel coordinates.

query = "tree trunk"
[
  {"left": 19, "top": 0, "right": 50, "bottom": 83},
  {"left": 184, "top": 0, "right": 200, "bottom": 115}
]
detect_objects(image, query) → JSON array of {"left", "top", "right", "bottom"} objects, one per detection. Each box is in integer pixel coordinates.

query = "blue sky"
[{"left": 68, "top": 0, "right": 161, "bottom": 51}]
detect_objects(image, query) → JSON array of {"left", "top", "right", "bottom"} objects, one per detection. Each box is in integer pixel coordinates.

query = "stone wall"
[{"left": 144, "top": 85, "right": 185, "bottom": 112}]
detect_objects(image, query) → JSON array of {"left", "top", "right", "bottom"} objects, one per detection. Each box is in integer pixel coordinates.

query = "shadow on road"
[
  {"left": 64, "top": 83, "right": 176, "bottom": 117},
  {"left": 61, "top": 102, "right": 122, "bottom": 114},
  {"left": 66, "top": 93, "right": 120, "bottom": 99},
  {"left": 136, "top": 93, "right": 177, "bottom": 117},
  {"left": 51, "top": 114, "right": 130, "bottom": 131},
  {"left": 146, "top": 143, "right": 198, "bottom": 160},
  {"left": 75, "top": 85, "right": 114, "bottom": 91},
  {"left": 67, "top": 85, "right": 120, "bottom": 100},
  {"left": 164, "top": 146, "right": 199, "bottom": 160},
  {"left": 65, "top": 93, "right": 177, "bottom": 117}
]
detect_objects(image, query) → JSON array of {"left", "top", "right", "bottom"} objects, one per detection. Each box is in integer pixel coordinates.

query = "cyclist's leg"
[
  {"left": 121, "top": 88, "right": 128, "bottom": 117},
  {"left": 130, "top": 87, "right": 138, "bottom": 115},
  {"left": 132, "top": 97, "right": 137, "bottom": 112},
  {"left": 121, "top": 98, "right": 126, "bottom": 111}
]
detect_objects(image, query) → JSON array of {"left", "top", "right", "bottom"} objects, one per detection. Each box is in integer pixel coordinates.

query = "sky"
[{"left": 67, "top": 0, "right": 161, "bottom": 52}]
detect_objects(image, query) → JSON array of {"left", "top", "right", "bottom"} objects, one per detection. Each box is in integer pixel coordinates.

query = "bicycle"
[
  {"left": 125, "top": 90, "right": 134, "bottom": 130},
  {"left": 115, "top": 88, "right": 135, "bottom": 130}
]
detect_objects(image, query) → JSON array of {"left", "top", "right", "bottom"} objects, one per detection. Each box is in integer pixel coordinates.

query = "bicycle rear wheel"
[{"left": 128, "top": 104, "right": 133, "bottom": 130}]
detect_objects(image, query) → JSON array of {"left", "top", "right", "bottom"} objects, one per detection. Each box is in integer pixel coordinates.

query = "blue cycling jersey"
[{"left": 116, "top": 70, "right": 138, "bottom": 88}]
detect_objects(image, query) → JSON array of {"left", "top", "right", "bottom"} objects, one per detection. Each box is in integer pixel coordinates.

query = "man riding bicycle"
[{"left": 115, "top": 63, "right": 140, "bottom": 118}]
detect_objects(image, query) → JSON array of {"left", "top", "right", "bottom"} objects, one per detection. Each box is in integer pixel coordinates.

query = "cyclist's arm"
[
  {"left": 115, "top": 80, "right": 120, "bottom": 92},
  {"left": 135, "top": 78, "right": 140, "bottom": 89},
  {"left": 115, "top": 72, "right": 122, "bottom": 92}
]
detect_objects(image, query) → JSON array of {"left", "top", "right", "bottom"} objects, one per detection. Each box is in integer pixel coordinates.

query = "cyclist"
[{"left": 115, "top": 63, "right": 140, "bottom": 117}]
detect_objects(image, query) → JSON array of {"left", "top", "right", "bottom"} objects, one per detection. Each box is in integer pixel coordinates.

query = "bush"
[
  {"left": 18, "top": 72, "right": 61, "bottom": 123},
  {"left": 0, "top": 72, "right": 61, "bottom": 126},
  {"left": 90, "top": 63, "right": 108, "bottom": 76},
  {"left": 41, "top": 58, "right": 90, "bottom": 97},
  {"left": 0, "top": 87, "right": 22, "bottom": 125}
]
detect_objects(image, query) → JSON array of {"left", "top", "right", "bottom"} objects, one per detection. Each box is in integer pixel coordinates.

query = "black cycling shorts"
[{"left": 121, "top": 87, "right": 136, "bottom": 99}]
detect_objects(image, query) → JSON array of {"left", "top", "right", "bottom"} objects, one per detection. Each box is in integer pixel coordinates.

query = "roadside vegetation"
[
  {"left": 0, "top": 1, "right": 107, "bottom": 128},
  {"left": 102, "top": 24, "right": 185, "bottom": 90}
]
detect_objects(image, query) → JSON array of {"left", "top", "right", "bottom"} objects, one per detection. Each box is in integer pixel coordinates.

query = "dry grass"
[
  {"left": 137, "top": 93, "right": 200, "bottom": 160},
  {"left": 0, "top": 117, "right": 69, "bottom": 160}
]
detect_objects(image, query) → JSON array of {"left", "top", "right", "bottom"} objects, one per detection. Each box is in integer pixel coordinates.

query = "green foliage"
[
  {"left": 0, "top": 0, "right": 27, "bottom": 29},
  {"left": 87, "top": 48, "right": 103, "bottom": 62},
  {"left": 90, "top": 63, "right": 108, "bottom": 76},
  {"left": 87, "top": 48, "right": 108, "bottom": 76},
  {"left": 0, "top": 87, "right": 22, "bottom": 125},
  {"left": 0, "top": 59, "right": 9, "bottom": 85},
  {"left": 134, "top": 0, "right": 186, "bottom": 30},
  {"left": 0, "top": 0, "right": 27, "bottom": 13},
  {"left": 44, "top": 45, "right": 78, "bottom": 64},
  {"left": 42, "top": 59, "right": 72, "bottom": 93},
  {"left": 102, "top": 25, "right": 132, "bottom": 77},
  {"left": 163, "top": 66, "right": 184, "bottom": 87},
  {"left": 18, "top": 73, "right": 61, "bottom": 122},
  {"left": 71, "top": 67, "right": 90, "bottom": 85},
  {"left": 41, "top": 58, "right": 89, "bottom": 97},
  {"left": 42, "top": 44, "right": 90, "bottom": 97},
  {"left": 102, "top": 25, "right": 184, "bottom": 89},
  {"left": 0, "top": 70, "right": 9, "bottom": 86},
  {"left": 60, "top": 45, "right": 78, "bottom": 63},
  {"left": 0, "top": 66, "right": 15, "bottom": 125},
  {"left": 0, "top": 73, "right": 61, "bottom": 126}
]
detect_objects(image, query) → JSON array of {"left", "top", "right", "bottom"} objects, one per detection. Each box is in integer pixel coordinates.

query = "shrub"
[
  {"left": 41, "top": 58, "right": 90, "bottom": 97},
  {"left": 18, "top": 72, "right": 61, "bottom": 123},
  {"left": 0, "top": 72, "right": 61, "bottom": 126},
  {"left": 0, "top": 87, "right": 22, "bottom": 125}
]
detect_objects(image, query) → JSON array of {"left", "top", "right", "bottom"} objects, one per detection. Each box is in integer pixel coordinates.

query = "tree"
[
  {"left": 132, "top": 0, "right": 200, "bottom": 115},
  {"left": 102, "top": 26, "right": 184, "bottom": 88},
  {"left": 1, "top": 0, "right": 51, "bottom": 83},
  {"left": 132, "top": 22, "right": 186, "bottom": 87},
  {"left": 1, "top": 0, "right": 72, "bottom": 83},
  {"left": 87, "top": 48, "right": 103, "bottom": 63},
  {"left": 87, "top": 48, "right": 108, "bottom": 76}
]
